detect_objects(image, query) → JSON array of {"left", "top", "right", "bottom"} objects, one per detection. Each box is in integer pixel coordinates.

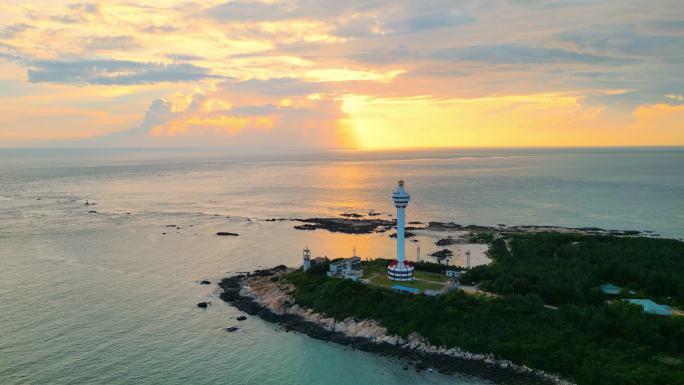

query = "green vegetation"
[
  {"left": 461, "top": 233, "right": 684, "bottom": 307},
  {"left": 468, "top": 231, "right": 496, "bottom": 244},
  {"left": 285, "top": 234, "right": 684, "bottom": 385}
]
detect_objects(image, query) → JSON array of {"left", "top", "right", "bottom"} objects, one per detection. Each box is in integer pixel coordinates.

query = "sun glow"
[
  {"left": 342, "top": 93, "right": 682, "bottom": 149},
  {"left": 0, "top": 1, "right": 682, "bottom": 147}
]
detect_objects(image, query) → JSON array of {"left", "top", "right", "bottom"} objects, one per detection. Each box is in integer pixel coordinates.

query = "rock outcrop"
[{"left": 293, "top": 218, "right": 394, "bottom": 234}]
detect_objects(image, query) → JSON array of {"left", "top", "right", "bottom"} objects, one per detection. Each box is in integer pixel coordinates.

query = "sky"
[{"left": 0, "top": 0, "right": 683, "bottom": 149}]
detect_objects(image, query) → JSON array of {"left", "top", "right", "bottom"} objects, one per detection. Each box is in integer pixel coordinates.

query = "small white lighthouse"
[
  {"left": 388, "top": 180, "right": 414, "bottom": 281},
  {"left": 303, "top": 246, "right": 311, "bottom": 272}
]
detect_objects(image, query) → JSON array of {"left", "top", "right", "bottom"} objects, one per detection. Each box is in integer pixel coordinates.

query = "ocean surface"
[{"left": 1, "top": 147, "right": 682, "bottom": 385}]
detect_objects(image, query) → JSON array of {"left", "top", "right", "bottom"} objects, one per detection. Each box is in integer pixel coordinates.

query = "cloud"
[
  {"left": 206, "top": 1, "right": 293, "bottom": 22},
  {"left": 67, "top": 3, "right": 100, "bottom": 14},
  {"left": 386, "top": 11, "right": 473, "bottom": 34},
  {"left": 82, "top": 36, "right": 138, "bottom": 51},
  {"left": 431, "top": 44, "right": 625, "bottom": 64},
  {"left": 135, "top": 87, "right": 349, "bottom": 147},
  {"left": 221, "top": 77, "right": 321, "bottom": 96},
  {"left": 537, "top": 0, "right": 601, "bottom": 9},
  {"left": 355, "top": 43, "right": 624, "bottom": 65},
  {"left": 2, "top": 0, "right": 683, "bottom": 147},
  {"left": 165, "top": 53, "right": 205, "bottom": 62},
  {"left": 665, "top": 94, "right": 684, "bottom": 102},
  {"left": 26, "top": 59, "right": 220, "bottom": 85},
  {"left": 335, "top": 10, "right": 473, "bottom": 37},
  {"left": 0, "top": 23, "right": 32, "bottom": 39},
  {"left": 49, "top": 14, "right": 82, "bottom": 24},
  {"left": 559, "top": 26, "right": 684, "bottom": 57},
  {"left": 646, "top": 19, "right": 684, "bottom": 31},
  {"left": 143, "top": 24, "right": 180, "bottom": 33},
  {"left": 207, "top": 1, "right": 473, "bottom": 41},
  {"left": 205, "top": 0, "right": 371, "bottom": 23}
]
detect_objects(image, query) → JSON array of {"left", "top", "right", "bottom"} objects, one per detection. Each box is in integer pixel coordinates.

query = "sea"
[{"left": 1, "top": 147, "right": 682, "bottom": 385}]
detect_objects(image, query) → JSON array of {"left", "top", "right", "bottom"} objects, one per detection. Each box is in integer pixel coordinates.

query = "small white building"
[
  {"left": 445, "top": 270, "right": 462, "bottom": 278},
  {"left": 328, "top": 251, "right": 364, "bottom": 281}
]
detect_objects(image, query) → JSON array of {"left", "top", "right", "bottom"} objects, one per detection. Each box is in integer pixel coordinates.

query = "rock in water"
[
  {"left": 389, "top": 231, "right": 416, "bottom": 238},
  {"left": 236, "top": 316, "right": 247, "bottom": 321},
  {"left": 436, "top": 237, "right": 457, "bottom": 246},
  {"left": 339, "top": 213, "right": 363, "bottom": 218},
  {"left": 197, "top": 302, "right": 209, "bottom": 308},
  {"left": 431, "top": 249, "right": 453, "bottom": 259},
  {"left": 216, "top": 232, "right": 239, "bottom": 236},
  {"left": 224, "top": 326, "right": 239, "bottom": 332},
  {"left": 200, "top": 280, "right": 211, "bottom": 285}
]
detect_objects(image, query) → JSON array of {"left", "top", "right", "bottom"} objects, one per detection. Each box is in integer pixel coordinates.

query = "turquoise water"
[{"left": 1, "top": 147, "right": 682, "bottom": 384}]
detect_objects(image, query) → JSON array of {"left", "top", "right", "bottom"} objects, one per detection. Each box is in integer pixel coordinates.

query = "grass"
[
  {"left": 413, "top": 270, "right": 449, "bottom": 283},
  {"left": 362, "top": 262, "right": 447, "bottom": 292}
]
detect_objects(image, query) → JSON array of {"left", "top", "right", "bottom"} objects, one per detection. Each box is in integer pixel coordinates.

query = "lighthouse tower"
[
  {"left": 388, "top": 180, "right": 414, "bottom": 281},
  {"left": 303, "top": 246, "right": 311, "bottom": 272}
]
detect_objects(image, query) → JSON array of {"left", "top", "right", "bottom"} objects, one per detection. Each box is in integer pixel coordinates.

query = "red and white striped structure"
[{"left": 388, "top": 180, "right": 414, "bottom": 281}]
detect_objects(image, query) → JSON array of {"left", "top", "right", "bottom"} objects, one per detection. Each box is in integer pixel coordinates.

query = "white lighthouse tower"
[
  {"left": 388, "top": 180, "right": 414, "bottom": 281},
  {"left": 303, "top": 246, "right": 311, "bottom": 272}
]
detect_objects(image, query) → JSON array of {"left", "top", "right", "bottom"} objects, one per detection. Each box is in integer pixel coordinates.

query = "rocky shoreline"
[
  {"left": 219, "top": 267, "right": 574, "bottom": 385},
  {"left": 285, "top": 217, "right": 651, "bottom": 237}
]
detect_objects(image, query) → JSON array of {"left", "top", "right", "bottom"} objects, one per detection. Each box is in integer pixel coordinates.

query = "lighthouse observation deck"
[{"left": 392, "top": 180, "right": 410, "bottom": 208}]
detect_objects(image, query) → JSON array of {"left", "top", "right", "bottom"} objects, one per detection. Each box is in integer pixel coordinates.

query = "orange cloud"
[{"left": 150, "top": 115, "right": 274, "bottom": 137}]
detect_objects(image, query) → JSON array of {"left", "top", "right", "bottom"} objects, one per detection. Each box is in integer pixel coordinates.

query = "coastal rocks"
[
  {"left": 436, "top": 236, "right": 458, "bottom": 246},
  {"left": 219, "top": 269, "right": 575, "bottom": 385},
  {"left": 382, "top": 335, "right": 400, "bottom": 345},
  {"left": 236, "top": 316, "right": 247, "bottom": 321},
  {"left": 293, "top": 218, "right": 394, "bottom": 234},
  {"left": 427, "top": 221, "right": 648, "bottom": 237},
  {"left": 216, "top": 232, "right": 239, "bottom": 236},
  {"left": 428, "top": 222, "right": 462, "bottom": 230},
  {"left": 431, "top": 249, "right": 453, "bottom": 259},
  {"left": 200, "top": 280, "right": 211, "bottom": 285},
  {"left": 389, "top": 231, "right": 416, "bottom": 238},
  {"left": 251, "top": 265, "right": 287, "bottom": 276},
  {"left": 197, "top": 302, "right": 209, "bottom": 308},
  {"left": 339, "top": 213, "right": 363, "bottom": 218},
  {"left": 293, "top": 224, "right": 318, "bottom": 231}
]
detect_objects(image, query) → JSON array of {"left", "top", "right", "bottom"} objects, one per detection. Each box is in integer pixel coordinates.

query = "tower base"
[{"left": 387, "top": 260, "right": 414, "bottom": 281}]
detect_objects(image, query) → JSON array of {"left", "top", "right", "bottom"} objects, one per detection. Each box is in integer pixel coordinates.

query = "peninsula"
[
  {"left": 220, "top": 232, "right": 684, "bottom": 385},
  {"left": 218, "top": 181, "right": 684, "bottom": 385}
]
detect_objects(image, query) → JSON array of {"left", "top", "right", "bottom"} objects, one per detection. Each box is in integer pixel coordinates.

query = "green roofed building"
[{"left": 625, "top": 299, "right": 672, "bottom": 316}]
